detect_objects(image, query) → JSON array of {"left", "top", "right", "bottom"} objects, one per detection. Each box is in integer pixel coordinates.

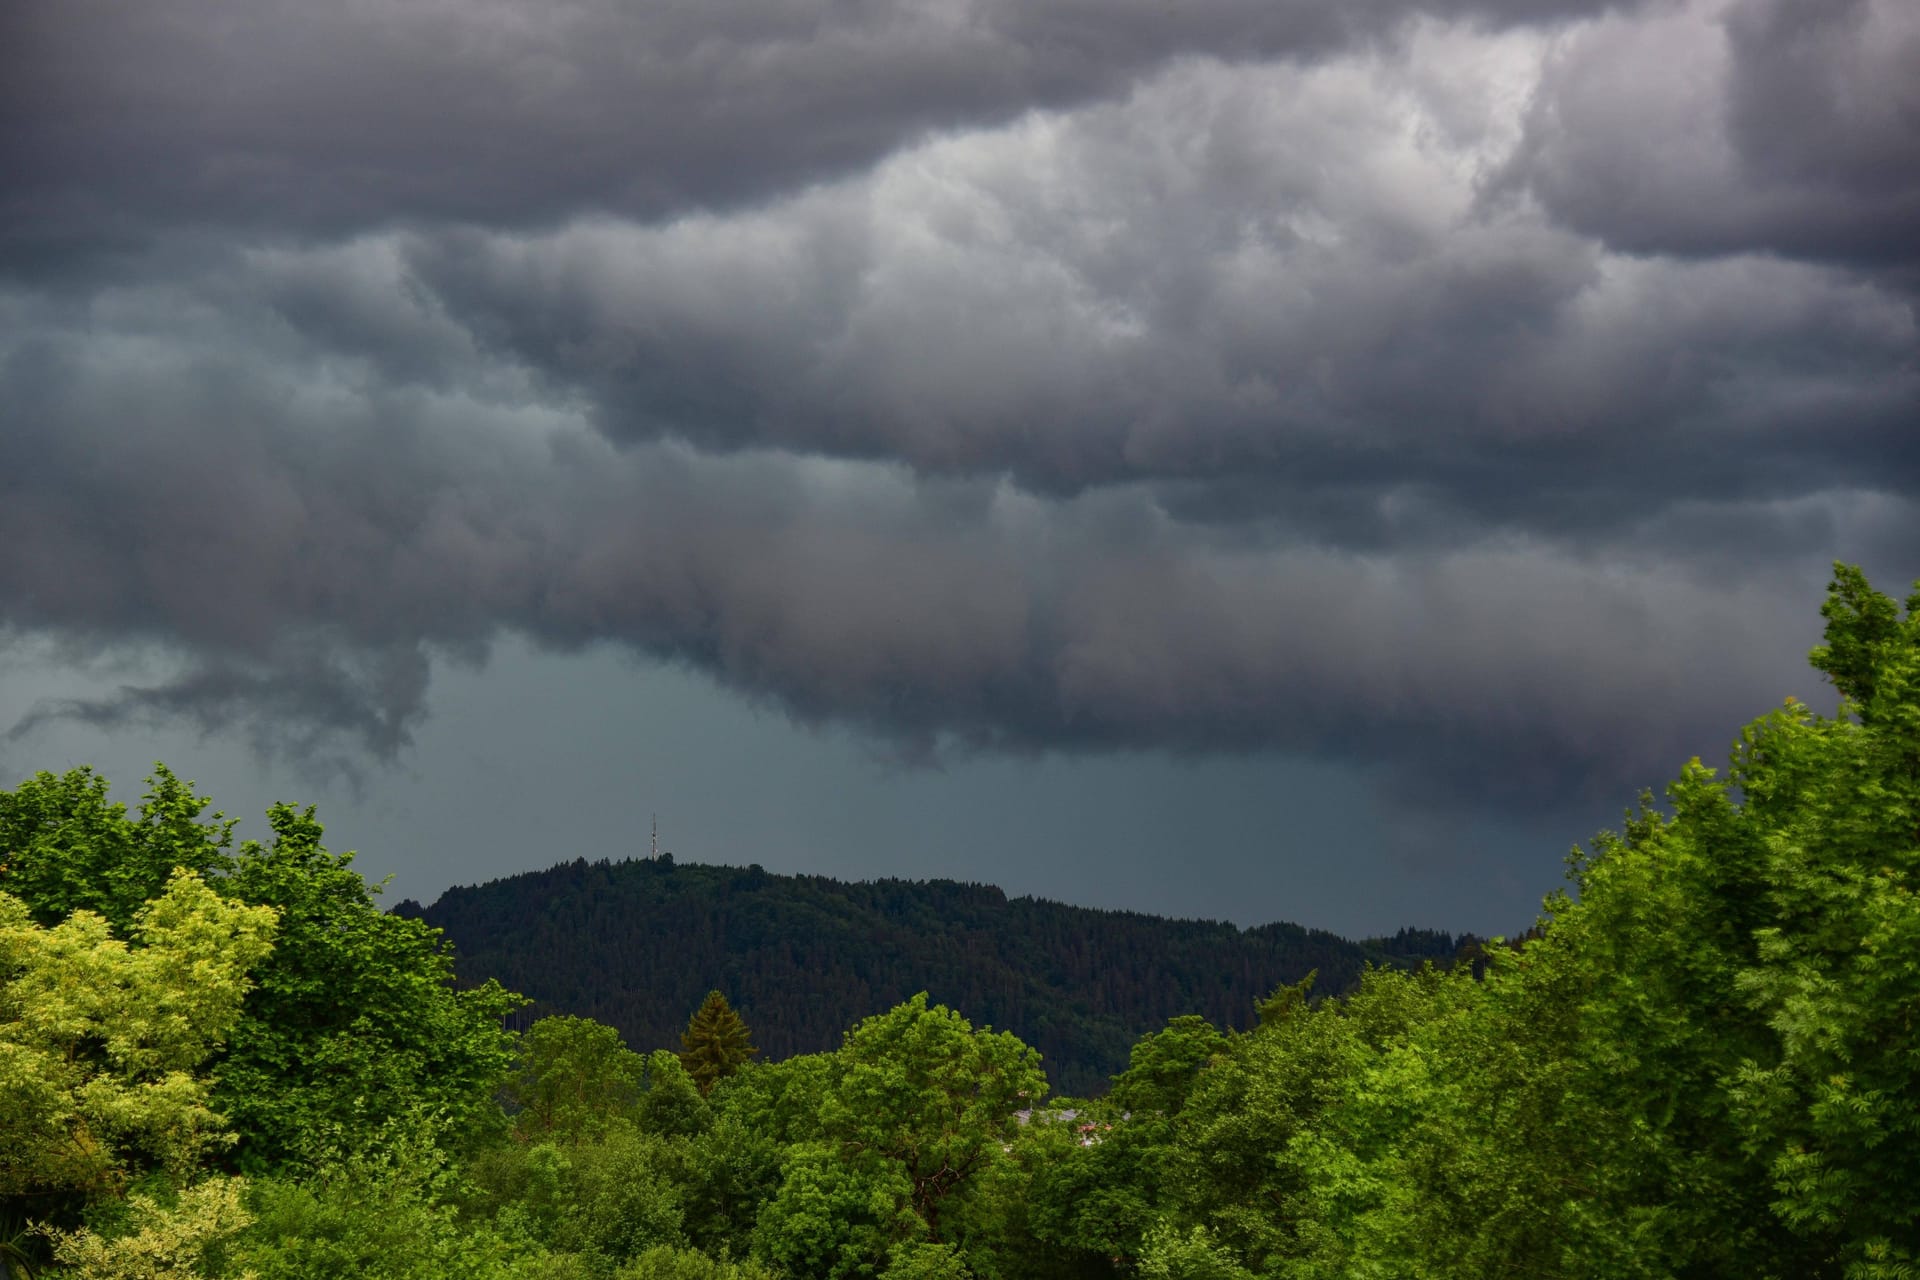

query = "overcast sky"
[{"left": 2, "top": 0, "right": 1915, "bottom": 937}]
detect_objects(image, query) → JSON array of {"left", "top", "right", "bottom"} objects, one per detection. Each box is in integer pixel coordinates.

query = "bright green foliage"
[
  {"left": 476, "top": 1062, "right": 777, "bottom": 1267},
  {"left": 1398, "top": 564, "right": 1920, "bottom": 1278},
  {"left": 232, "top": 1140, "right": 537, "bottom": 1280},
  {"left": 880, "top": 1241, "right": 971, "bottom": 1279},
  {"left": 819, "top": 993, "right": 1047, "bottom": 1241},
  {"left": 1134, "top": 1225, "right": 1253, "bottom": 1280},
  {"left": 0, "top": 770, "right": 526, "bottom": 1177},
  {"left": 1232, "top": 784, "right": 1804, "bottom": 1280},
  {"left": 1252, "top": 971, "right": 1315, "bottom": 1029},
  {"left": 508, "top": 1016, "right": 647, "bottom": 1143},
  {"left": 751, "top": 995, "right": 1046, "bottom": 1277},
  {"left": 752, "top": 1144, "right": 920, "bottom": 1280},
  {"left": 1727, "top": 568, "right": 1920, "bottom": 1274},
  {"left": 615, "top": 1243, "right": 778, "bottom": 1279},
  {"left": 708, "top": 1054, "right": 835, "bottom": 1148},
  {"left": 1807, "top": 563, "right": 1910, "bottom": 710},
  {"left": 0, "top": 872, "right": 277, "bottom": 1200},
  {"left": 41, "top": 1177, "right": 255, "bottom": 1280},
  {"left": 679, "top": 992, "right": 757, "bottom": 1096},
  {"left": 1110, "top": 1016, "right": 1228, "bottom": 1118},
  {"left": 475, "top": 1127, "right": 687, "bottom": 1266},
  {"left": 517, "top": 1255, "right": 599, "bottom": 1280},
  {"left": 1276, "top": 961, "right": 1586, "bottom": 1280},
  {"left": 1145, "top": 564, "right": 1920, "bottom": 1280},
  {"left": 213, "top": 801, "right": 525, "bottom": 1170},
  {"left": 1169, "top": 966, "right": 1471, "bottom": 1275},
  {"left": 0, "top": 765, "right": 236, "bottom": 935},
  {"left": 476, "top": 1142, "right": 584, "bottom": 1253},
  {"left": 553, "top": 1130, "right": 686, "bottom": 1263}
]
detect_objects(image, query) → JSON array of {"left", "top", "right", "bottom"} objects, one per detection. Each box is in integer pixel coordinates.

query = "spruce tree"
[{"left": 680, "top": 990, "right": 758, "bottom": 1094}]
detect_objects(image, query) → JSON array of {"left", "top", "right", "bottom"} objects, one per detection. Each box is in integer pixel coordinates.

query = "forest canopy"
[
  {"left": 1, "top": 563, "right": 1916, "bottom": 1279},
  {"left": 405, "top": 854, "right": 1460, "bottom": 1098}
]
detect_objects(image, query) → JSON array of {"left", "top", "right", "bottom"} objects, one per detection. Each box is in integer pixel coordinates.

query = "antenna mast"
[{"left": 651, "top": 814, "right": 658, "bottom": 860}]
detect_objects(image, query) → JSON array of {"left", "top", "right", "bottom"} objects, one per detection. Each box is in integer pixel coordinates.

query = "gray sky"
[{"left": 2, "top": 0, "right": 1915, "bottom": 937}]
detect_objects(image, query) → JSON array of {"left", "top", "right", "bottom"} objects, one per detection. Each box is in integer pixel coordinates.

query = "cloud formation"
[
  {"left": 2, "top": 0, "right": 1915, "bottom": 823},
  {"left": 1508, "top": 0, "right": 1920, "bottom": 268},
  {"left": 2, "top": 0, "right": 1623, "bottom": 261}
]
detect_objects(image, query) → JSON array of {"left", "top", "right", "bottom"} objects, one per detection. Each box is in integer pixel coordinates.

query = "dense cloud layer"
[
  {"left": 2, "top": 0, "right": 1915, "bottom": 822},
  {"left": 1, "top": 0, "right": 1627, "bottom": 263},
  {"left": 1509, "top": 0, "right": 1920, "bottom": 268}
]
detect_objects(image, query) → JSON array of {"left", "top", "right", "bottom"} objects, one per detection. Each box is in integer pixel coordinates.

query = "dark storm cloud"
[
  {"left": 0, "top": 0, "right": 1625, "bottom": 270},
  {"left": 6, "top": 642, "right": 432, "bottom": 778},
  {"left": 1506, "top": 0, "right": 1920, "bottom": 267},
  {"left": 388, "top": 52, "right": 1917, "bottom": 505},
  {"left": 0, "top": 269, "right": 1871, "bottom": 810},
  {"left": 1, "top": 0, "right": 1915, "bottom": 823}
]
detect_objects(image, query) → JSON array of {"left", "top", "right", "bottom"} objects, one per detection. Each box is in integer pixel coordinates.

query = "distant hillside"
[{"left": 401, "top": 857, "right": 1461, "bottom": 1097}]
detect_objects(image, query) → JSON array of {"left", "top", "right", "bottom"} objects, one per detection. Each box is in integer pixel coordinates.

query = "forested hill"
[{"left": 399, "top": 857, "right": 1460, "bottom": 1096}]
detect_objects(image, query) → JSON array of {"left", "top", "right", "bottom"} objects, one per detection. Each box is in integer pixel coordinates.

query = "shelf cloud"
[{"left": 3, "top": 0, "right": 1915, "bottom": 824}]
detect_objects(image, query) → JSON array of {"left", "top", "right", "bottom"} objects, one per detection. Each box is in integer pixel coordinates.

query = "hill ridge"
[{"left": 404, "top": 855, "right": 1461, "bottom": 1096}]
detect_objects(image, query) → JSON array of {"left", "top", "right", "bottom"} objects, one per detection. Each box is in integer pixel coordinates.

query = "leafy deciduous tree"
[
  {"left": 507, "top": 1016, "right": 647, "bottom": 1143},
  {"left": 213, "top": 802, "right": 524, "bottom": 1170},
  {"left": 0, "top": 765, "right": 235, "bottom": 935},
  {"left": 0, "top": 871, "right": 277, "bottom": 1202},
  {"left": 40, "top": 1177, "right": 255, "bottom": 1280},
  {"left": 820, "top": 993, "right": 1047, "bottom": 1241}
]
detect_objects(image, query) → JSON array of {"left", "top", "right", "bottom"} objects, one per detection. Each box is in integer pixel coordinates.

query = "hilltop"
[{"left": 400, "top": 856, "right": 1461, "bottom": 1095}]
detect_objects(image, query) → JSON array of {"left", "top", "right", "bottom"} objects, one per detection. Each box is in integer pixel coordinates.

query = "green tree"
[
  {"left": 1231, "top": 566, "right": 1920, "bottom": 1280},
  {"left": 0, "top": 871, "right": 277, "bottom": 1203},
  {"left": 1021, "top": 1017, "right": 1229, "bottom": 1269},
  {"left": 233, "top": 1134, "right": 540, "bottom": 1280},
  {"left": 473, "top": 1127, "right": 687, "bottom": 1267},
  {"left": 40, "top": 1176, "right": 254, "bottom": 1280},
  {"left": 955, "top": 1119, "right": 1119, "bottom": 1280},
  {"left": 0, "top": 765, "right": 235, "bottom": 935},
  {"left": 1166, "top": 965, "right": 1468, "bottom": 1276},
  {"left": 552, "top": 1127, "right": 688, "bottom": 1263},
  {"left": 708, "top": 1054, "right": 835, "bottom": 1148},
  {"left": 667, "top": 1113, "right": 783, "bottom": 1260},
  {"left": 679, "top": 992, "right": 757, "bottom": 1096},
  {"left": 507, "top": 1016, "right": 647, "bottom": 1143},
  {"left": 749, "top": 996, "right": 1045, "bottom": 1277},
  {"left": 880, "top": 1241, "right": 972, "bottom": 1279},
  {"left": 213, "top": 801, "right": 524, "bottom": 1171},
  {"left": 0, "top": 769, "right": 528, "bottom": 1176},
  {"left": 752, "top": 1144, "right": 919, "bottom": 1280},
  {"left": 1806, "top": 562, "right": 1908, "bottom": 710},
  {"left": 638, "top": 1051, "right": 712, "bottom": 1139},
  {"left": 1725, "top": 566, "right": 1920, "bottom": 1274},
  {"left": 615, "top": 1244, "right": 779, "bottom": 1279},
  {"left": 1135, "top": 1225, "right": 1253, "bottom": 1280},
  {"left": 819, "top": 993, "right": 1046, "bottom": 1242},
  {"left": 1109, "top": 1015, "right": 1228, "bottom": 1119}
]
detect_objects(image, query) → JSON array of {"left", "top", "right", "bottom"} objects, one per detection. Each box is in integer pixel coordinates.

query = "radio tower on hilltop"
[{"left": 651, "top": 814, "right": 658, "bottom": 860}]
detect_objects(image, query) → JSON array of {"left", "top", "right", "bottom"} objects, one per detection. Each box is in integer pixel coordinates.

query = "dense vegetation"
[
  {"left": 402, "top": 861, "right": 1460, "bottom": 1096},
  {"left": 2, "top": 564, "right": 1917, "bottom": 1279}
]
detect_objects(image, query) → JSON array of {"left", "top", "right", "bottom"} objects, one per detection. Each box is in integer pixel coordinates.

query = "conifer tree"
[{"left": 680, "top": 990, "right": 758, "bottom": 1094}]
